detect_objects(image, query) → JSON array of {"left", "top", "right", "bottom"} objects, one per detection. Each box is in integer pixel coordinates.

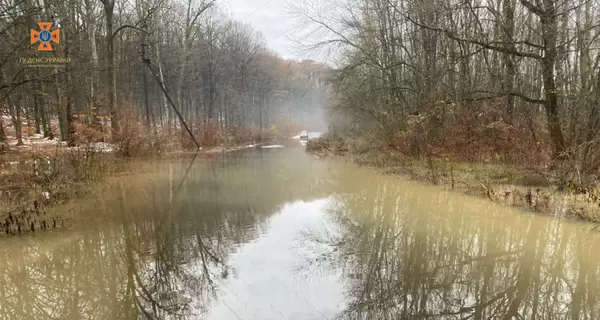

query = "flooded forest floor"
[
  {"left": 307, "top": 133, "right": 600, "bottom": 224},
  {"left": 0, "top": 115, "right": 293, "bottom": 235},
  {"left": 0, "top": 144, "right": 273, "bottom": 236}
]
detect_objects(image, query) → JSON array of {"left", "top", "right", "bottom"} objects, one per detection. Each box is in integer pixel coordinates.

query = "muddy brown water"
[{"left": 1, "top": 145, "right": 600, "bottom": 319}]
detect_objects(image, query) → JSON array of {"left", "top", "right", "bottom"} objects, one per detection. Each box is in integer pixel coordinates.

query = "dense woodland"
[
  {"left": 0, "top": 0, "right": 331, "bottom": 152},
  {"left": 3, "top": 0, "right": 600, "bottom": 173},
  {"left": 293, "top": 0, "right": 600, "bottom": 173}
]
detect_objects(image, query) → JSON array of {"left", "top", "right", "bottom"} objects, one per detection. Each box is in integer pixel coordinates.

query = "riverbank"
[
  {"left": 0, "top": 136, "right": 288, "bottom": 235},
  {"left": 307, "top": 133, "right": 600, "bottom": 223}
]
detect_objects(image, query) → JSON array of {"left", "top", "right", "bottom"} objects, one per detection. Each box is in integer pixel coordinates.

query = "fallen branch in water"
[{"left": 476, "top": 180, "right": 495, "bottom": 201}]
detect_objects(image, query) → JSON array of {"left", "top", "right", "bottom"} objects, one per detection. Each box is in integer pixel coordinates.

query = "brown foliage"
[
  {"left": 115, "top": 102, "right": 169, "bottom": 157},
  {"left": 225, "top": 125, "right": 254, "bottom": 145},
  {"left": 178, "top": 120, "right": 287, "bottom": 149},
  {"left": 22, "top": 126, "right": 35, "bottom": 137},
  {"left": 389, "top": 106, "right": 551, "bottom": 167},
  {"left": 177, "top": 120, "right": 221, "bottom": 149},
  {"left": 74, "top": 122, "right": 104, "bottom": 144},
  {"left": 197, "top": 122, "right": 221, "bottom": 147}
]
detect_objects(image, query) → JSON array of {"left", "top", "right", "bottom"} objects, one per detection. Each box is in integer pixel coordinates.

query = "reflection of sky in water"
[{"left": 205, "top": 198, "right": 345, "bottom": 320}]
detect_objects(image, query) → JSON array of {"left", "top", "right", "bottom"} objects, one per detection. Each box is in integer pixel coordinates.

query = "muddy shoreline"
[{"left": 306, "top": 135, "right": 600, "bottom": 224}]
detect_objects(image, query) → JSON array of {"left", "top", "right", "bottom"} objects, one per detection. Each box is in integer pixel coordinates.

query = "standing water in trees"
[
  {"left": 1, "top": 148, "right": 600, "bottom": 319},
  {"left": 3, "top": 0, "right": 600, "bottom": 319}
]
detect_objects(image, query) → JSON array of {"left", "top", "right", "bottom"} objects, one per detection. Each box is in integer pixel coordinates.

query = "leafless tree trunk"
[{"left": 100, "top": 0, "right": 120, "bottom": 140}]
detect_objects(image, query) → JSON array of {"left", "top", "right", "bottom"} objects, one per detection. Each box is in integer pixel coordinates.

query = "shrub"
[
  {"left": 115, "top": 102, "right": 169, "bottom": 157},
  {"left": 74, "top": 122, "right": 104, "bottom": 144},
  {"left": 176, "top": 120, "right": 221, "bottom": 149},
  {"left": 225, "top": 125, "right": 253, "bottom": 145},
  {"left": 22, "top": 125, "right": 35, "bottom": 137},
  {"left": 383, "top": 106, "right": 550, "bottom": 167}
]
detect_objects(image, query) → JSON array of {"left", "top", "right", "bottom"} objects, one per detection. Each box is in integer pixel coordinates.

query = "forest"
[
  {"left": 4, "top": 0, "right": 600, "bottom": 220},
  {"left": 294, "top": 0, "right": 600, "bottom": 176},
  {"left": 0, "top": 0, "right": 331, "bottom": 154}
]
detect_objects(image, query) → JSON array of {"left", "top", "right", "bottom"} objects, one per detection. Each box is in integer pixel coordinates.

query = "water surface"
[{"left": 1, "top": 146, "right": 599, "bottom": 319}]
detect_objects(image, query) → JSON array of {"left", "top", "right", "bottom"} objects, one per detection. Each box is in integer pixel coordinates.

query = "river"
[{"left": 1, "top": 143, "right": 600, "bottom": 319}]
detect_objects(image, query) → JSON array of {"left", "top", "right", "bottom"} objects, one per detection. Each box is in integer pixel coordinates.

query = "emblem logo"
[{"left": 31, "top": 22, "right": 60, "bottom": 51}]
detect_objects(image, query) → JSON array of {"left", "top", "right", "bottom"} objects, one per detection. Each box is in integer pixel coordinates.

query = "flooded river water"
[{"left": 1, "top": 144, "right": 600, "bottom": 319}]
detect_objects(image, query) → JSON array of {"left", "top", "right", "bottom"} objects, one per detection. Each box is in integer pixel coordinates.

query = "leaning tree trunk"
[{"left": 155, "top": 41, "right": 169, "bottom": 127}]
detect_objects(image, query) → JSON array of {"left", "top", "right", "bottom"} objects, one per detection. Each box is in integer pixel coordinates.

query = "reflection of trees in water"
[
  {"left": 0, "top": 149, "right": 339, "bottom": 319},
  {"left": 305, "top": 178, "right": 600, "bottom": 320},
  {"left": 0, "top": 192, "right": 233, "bottom": 319}
]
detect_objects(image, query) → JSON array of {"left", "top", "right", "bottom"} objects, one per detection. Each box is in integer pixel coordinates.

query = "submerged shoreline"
[
  {"left": 306, "top": 134, "right": 600, "bottom": 224},
  {"left": 0, "top": 140, "right": 287, "bottom": 236}
]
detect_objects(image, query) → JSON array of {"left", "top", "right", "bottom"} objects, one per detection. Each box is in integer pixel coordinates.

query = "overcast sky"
[{"left": 220, "top": 0, "right": 316, "bottom": 62}]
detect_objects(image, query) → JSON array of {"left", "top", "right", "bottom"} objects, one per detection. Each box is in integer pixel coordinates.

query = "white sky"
[{"left": 220, "top": 0, "right": 313, "bottom": 61}]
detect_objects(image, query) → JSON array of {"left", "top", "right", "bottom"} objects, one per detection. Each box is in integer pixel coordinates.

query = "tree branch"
[
  {"left": 518, "top": 0, "right": 545, "bottom": 16},
  {"left": 0, "top": 70, "right": 59, "bottom": 98},
  {"left": 447, "top": 90, "right": 546, "bottom": 104},
  {"left": 0, "top": 80, "right": 38, "bottom": 103},
  {"left": 112, "top": 24, "right": 148, "bottom": 39},
  {"left": 506, "top": 91, "right": 546, "bottom": 104},
  {"left": 0, "top": 38, "right": 29, "bottom": 70},
  {"left": 189, "top": 0, "right": 216, "bottom": 29},
  {"left": 403, "top": 14, "right": 544, "bottom": 61},
  {"left": 488, "top": 40, "right": 544, "bottom": 50}
]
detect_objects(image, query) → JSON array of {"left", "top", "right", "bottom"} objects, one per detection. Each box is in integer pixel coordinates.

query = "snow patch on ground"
[
  {"left": 4, "top": 135, "right": 117, "bottom": 153},
  {"left": 63, "top": 142, "right": 116, "bottom": 153},
  {"left": 261, "top": 145, "right": 285, "bottom": 149},
  {"left": 8, "top": 136, "right": 67, "bottom": 149},
  {"left": 88, "top": 142, "right": 115, "bottom": 153},
  {"left": 30, "top": 137, "right": 65, "bottom": 146}
]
